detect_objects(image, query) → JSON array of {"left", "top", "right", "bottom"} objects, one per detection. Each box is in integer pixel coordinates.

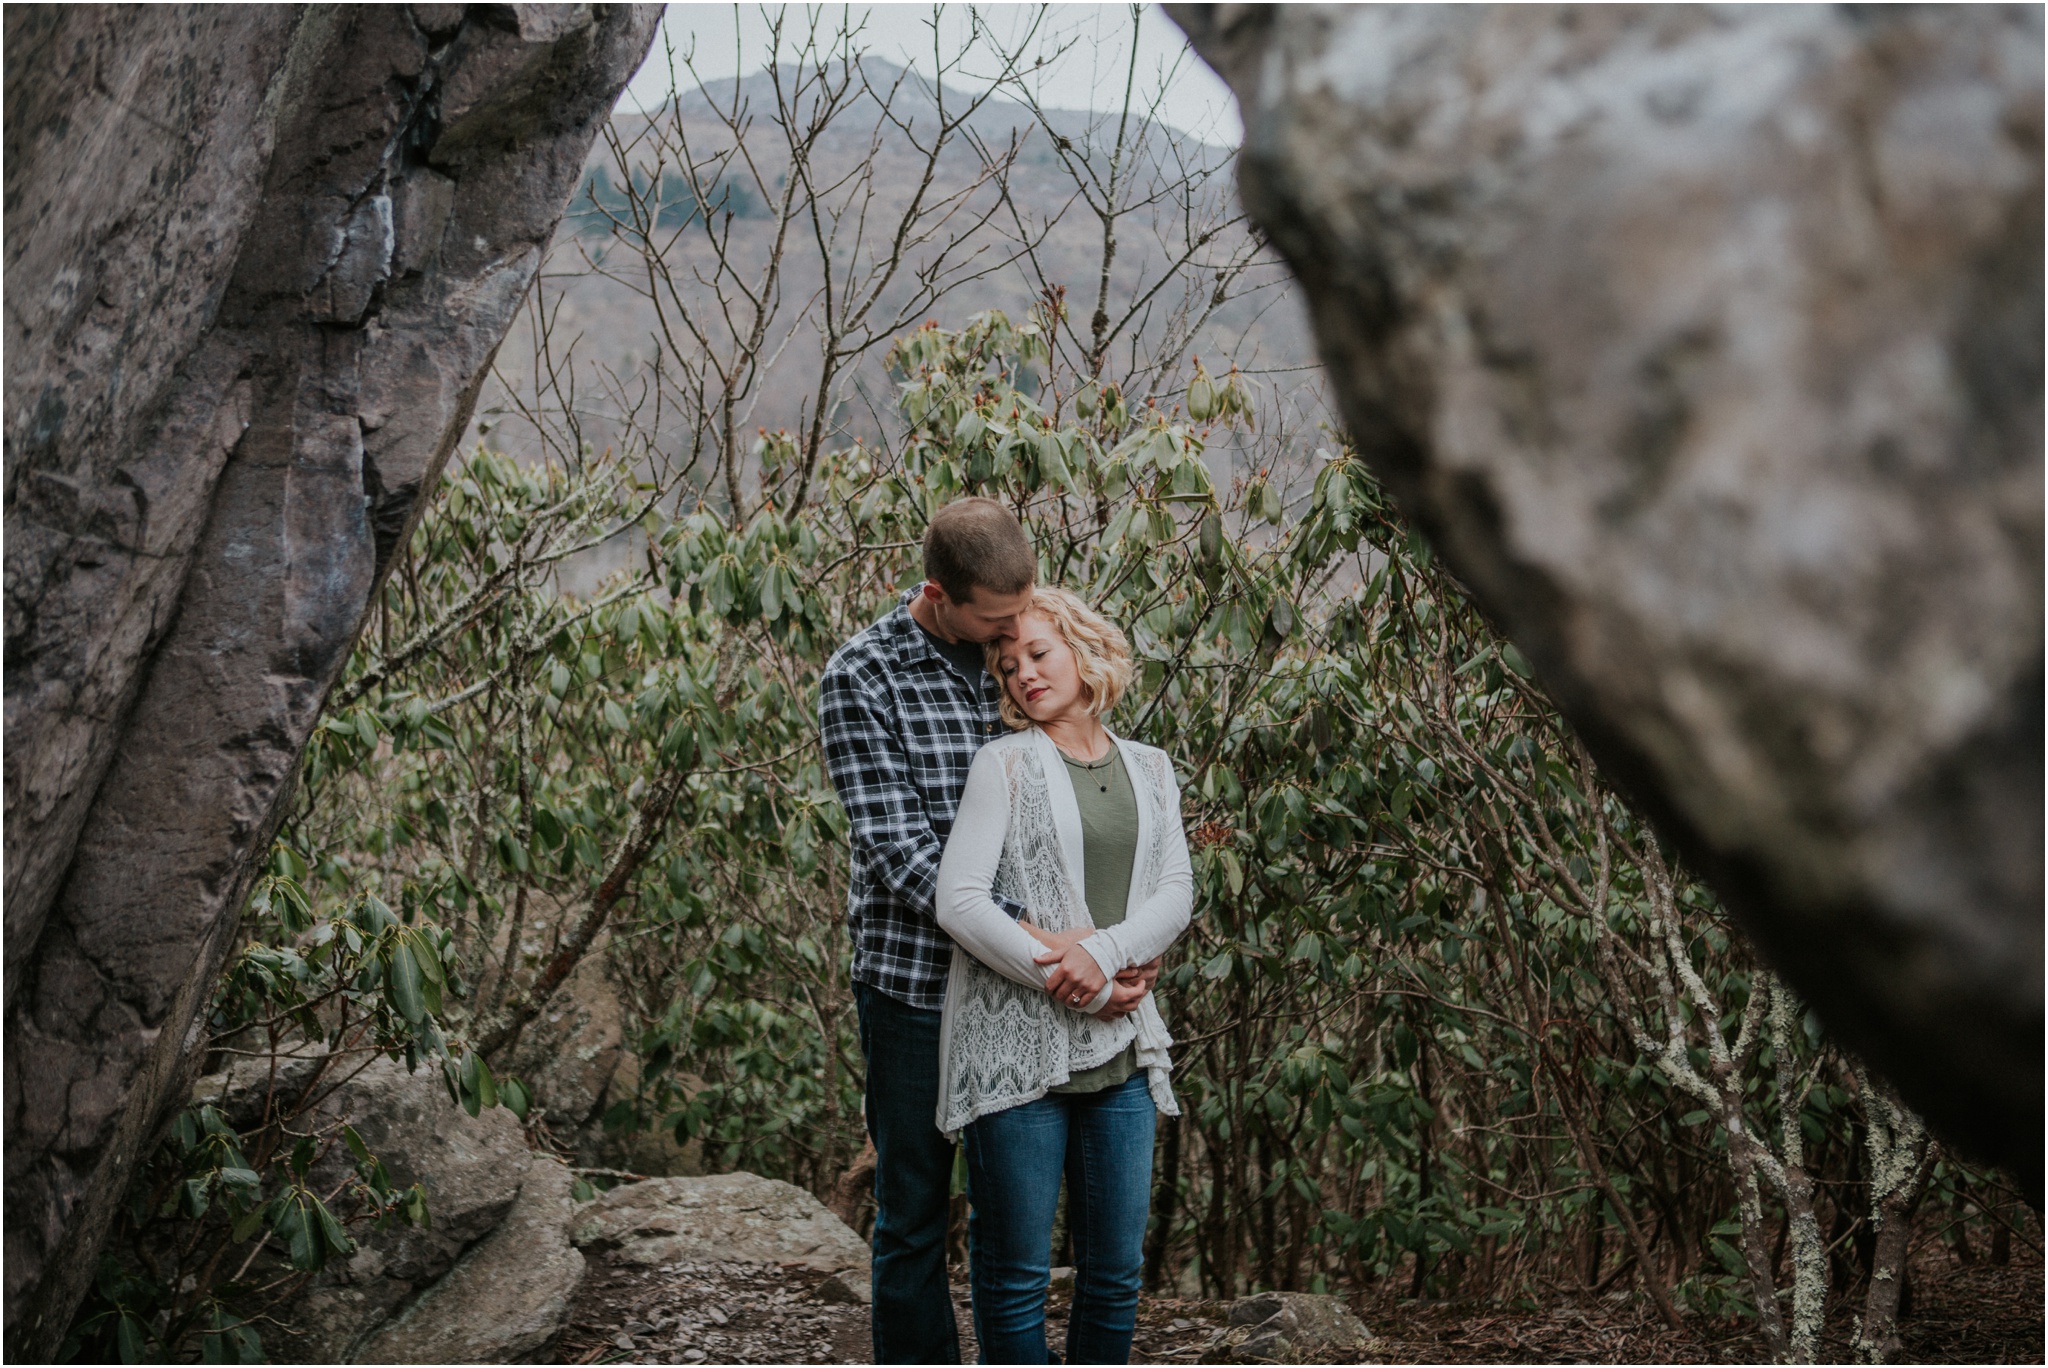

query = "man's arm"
[{"left": 820, "top": 656, "right": 949, "bottom": 917}]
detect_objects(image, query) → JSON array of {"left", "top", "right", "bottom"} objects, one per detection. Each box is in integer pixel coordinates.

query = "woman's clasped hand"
[{"left": 1023, "top": 922, "right": 1150, "bottom": 1020}]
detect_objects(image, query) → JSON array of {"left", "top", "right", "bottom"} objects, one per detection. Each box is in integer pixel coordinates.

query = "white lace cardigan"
[{"left": 933, "top": 727, "right": 1194, "bottom": 1136}]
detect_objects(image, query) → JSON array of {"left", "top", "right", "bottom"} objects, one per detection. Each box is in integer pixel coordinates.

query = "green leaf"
[
  {"left": 1220, "top": 849, "right": 1244, "bottom": 897},
  {"left": 474, "top": 1055, "right": 499, "bottom": 1111},
  {"left": 313, "top": 1192, "right": 355, "bottom": 1258},
  {"left": 570, "top": 1176, "right": 596, "bottom": 1202},
  {"left": 407, "top": 930, "right": 446, "bottom": 987},
  {"left": 279, "top": 1197, "right": 320, "bottom": 1270},
  {"left": 360, "top": 894, "right": 397, "bottom": 932},
  {"left": 1268, "top": 598, "right": 1295, "bottom": 640},
  {"left": 117, "top": 1312, "right": 148, "bottom": 1364},
  {"left": 385, "top": 938, "right": 426, "bottom": 1024},
  {"left": 342, "top": 1124, "right": 372, "bottom": 1166},
  {"left": 500, "top": 1076, "right": 532, "bottom": 1121}
]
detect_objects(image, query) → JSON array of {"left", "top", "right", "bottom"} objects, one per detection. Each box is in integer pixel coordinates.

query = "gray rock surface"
[
  {"left": 572, "top": 1173, "right": 872, "bottom": 1276},
  {"left": 502, "top": 945, "right": 702, "bottom": 1177},
  {"left": 196, "top": 1053, "right": 536, "bottom": 1363},
  {"left": 189, "top": 1051, "right": 587, "bottom": 1363},
  {"left": 1225, "top": 1291, "right": 1375, "bottom": 1361},
  {"left": 507, "top": 942, "right": 633, "bottom": 1133},
  {"left": 2, "top": 6, "right": 659, "bottom": 1355},
  {"left": 354, "top": 1157, "right": 585, "bottom": 1364},
  {"left": 1170, "top": 3, "right": 2042, "bottom": 1184}
]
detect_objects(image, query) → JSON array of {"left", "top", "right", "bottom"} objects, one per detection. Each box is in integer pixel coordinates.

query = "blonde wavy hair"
[{"left": 986, "top": 586, "right": 1135, "bottom": 731}]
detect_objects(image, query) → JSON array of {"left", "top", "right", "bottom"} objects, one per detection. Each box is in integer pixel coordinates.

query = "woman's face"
[{"left": 997, "top": 613, "right": 1089, "bottom": 724}]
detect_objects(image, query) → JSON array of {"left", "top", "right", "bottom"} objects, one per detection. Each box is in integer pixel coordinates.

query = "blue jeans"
[
  {"left": 963, "top": 1072, "right": 1156, "bottom": 1365},
  {"left": 855, "top": 982, "right": 962, "bottom": 1363}
]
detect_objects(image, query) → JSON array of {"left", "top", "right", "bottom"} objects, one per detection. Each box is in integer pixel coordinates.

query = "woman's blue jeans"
[{"left": 962, "top": 1072, "right": 1155, "bottom": 1365}]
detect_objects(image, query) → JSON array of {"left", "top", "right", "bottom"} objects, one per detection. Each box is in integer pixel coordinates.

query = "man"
[{"left": 820, "top": 497, "right": 1156, "bottom": 1363}]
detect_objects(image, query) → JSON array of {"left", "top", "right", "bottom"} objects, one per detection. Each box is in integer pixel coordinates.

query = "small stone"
[
  {"left": 812, "top": 1272, "right": 871, "bottom": 1306},
  {"left": 613, "top": 1333, "right": 635, "bottom": 1350},
  {"left": 622, "top": 1320, "right": 652, "bottom": 1334},
  {"left": 1237, "top": 1326, "right": 1290, "bottom": 1360},
  {"left": 1172, "top": 1318, "right": 1193, "bottom": 1330},
  {"left": 683, "top": 1350, "right": 706, "bottom": 1362},
  {"left": 707, "top": 1305, "right": 729, "bottom": 1325}
]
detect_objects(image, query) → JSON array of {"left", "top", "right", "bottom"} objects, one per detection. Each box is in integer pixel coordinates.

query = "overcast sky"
[{"left": 622, "top": 3, "right": 1243, "bottom": 146}]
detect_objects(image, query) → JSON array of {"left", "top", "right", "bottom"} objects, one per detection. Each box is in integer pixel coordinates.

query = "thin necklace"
[{"left": 1061, "top": 744, "right": 1115, "bottom": 791}]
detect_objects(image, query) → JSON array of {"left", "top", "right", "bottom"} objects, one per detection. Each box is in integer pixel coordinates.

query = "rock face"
[
  {"left": 1, "top": 5, "right": 660, "bottom": 1355},
  {"left": 1170, "top": 4, "right": 2042, "bottom": 1184},
  {"left": 571, "top": 1173, "right": 872, "bottom": 1277}
]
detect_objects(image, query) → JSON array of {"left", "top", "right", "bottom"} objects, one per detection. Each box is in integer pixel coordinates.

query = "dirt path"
[{"left": 549, "top": 1248, "right": 2043, "bottom": 1364}]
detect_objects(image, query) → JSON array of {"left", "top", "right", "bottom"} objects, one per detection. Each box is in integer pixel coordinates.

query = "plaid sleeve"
[{"left": 820, "top": 650, "right": 945, "bottom": 922}]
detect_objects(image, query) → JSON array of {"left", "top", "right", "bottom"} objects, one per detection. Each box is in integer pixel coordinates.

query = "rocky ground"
[
  {"left": 193, "top": 1043, "right": 2040, "bottom": 1365},
  {"left": 548, "top": 1246, "right": 2044, "bottom": 1365},
  {"left": 550, "top": 1259, "right": 1325, "bottom": 1365}
]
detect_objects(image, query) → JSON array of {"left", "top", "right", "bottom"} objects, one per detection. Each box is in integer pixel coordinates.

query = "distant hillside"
[{"left": 472, "top": 57, "right": 1320, "bottom": 474}]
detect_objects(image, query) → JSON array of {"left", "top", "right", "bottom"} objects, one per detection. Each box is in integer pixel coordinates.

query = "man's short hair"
[{"left": 923, "top": 497, "right": 1035, "bottom": 603}]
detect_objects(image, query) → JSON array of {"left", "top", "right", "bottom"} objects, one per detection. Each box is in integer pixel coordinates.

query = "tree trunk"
[
  {"left": 1146, "top": 1114, "right": 1181, "bottom": 1291},
  {"left": 1855, "top": 1187, "right": 1920, "bottom": 1364},
  {"left": 827, "top": 1135, "right": 878, "bottom": 1231},
  {"left": 1728, "top": 1135, "right": 1789, "bottom": 1361},
  {"left": 1781, "top": 1160, "right": 1827, "bottom": 1363}
]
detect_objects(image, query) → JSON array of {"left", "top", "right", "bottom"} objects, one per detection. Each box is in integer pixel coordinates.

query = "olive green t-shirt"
[{"left": 1052, "top": 746, "right": 1140, "bottom": 1094}]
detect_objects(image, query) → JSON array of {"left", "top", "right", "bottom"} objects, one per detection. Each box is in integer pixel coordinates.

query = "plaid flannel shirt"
[{"left": 820, "top": 590, "right": 1014, "bottom": 1011}]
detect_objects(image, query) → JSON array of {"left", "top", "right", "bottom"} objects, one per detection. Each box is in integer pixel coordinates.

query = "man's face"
[{"left": 926, "top": 581, "right": 1033, "bottom": 644}]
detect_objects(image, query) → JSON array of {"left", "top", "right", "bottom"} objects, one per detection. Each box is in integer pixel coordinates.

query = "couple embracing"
[{"left": 821, "top": 497, "right": 1194, "bottom": 1364}]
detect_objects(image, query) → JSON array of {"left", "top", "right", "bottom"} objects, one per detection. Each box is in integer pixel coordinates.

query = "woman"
[{"left": 934, "top": 586, "right": 1194, "bottom": 1365}]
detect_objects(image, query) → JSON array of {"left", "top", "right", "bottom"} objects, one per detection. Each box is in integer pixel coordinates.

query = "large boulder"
[
  {"left": 189, "top": 1053, "right": 542, "bottom": 1362},
  {"left": 571, "top": 1173, "right": 871, "bottom": 1277},
  {"left": 1169, "top": 4, "right": 2042, "bottom": 1185},
  {"left": 282, "top": 1060, "right": 537, "bottom": 1361},
  {"left": 2, "top": 5, "right": 660, "bottom": 1354},
  {"left": 353, "top": 1158, "right": 585, "bottom": 1365}
]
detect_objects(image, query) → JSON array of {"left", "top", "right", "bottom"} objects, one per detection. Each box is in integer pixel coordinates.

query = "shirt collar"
[{"left": 888, "top": 587, "right": 998, "bottom": 694}]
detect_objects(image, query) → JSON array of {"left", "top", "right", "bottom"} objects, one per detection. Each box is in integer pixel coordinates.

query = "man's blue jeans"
[
  {"left": 856, "top": 982, "right": 961, "bottom": 1363},
  {"left": 963, "top": 1072, "right": 1156, "bottom": 1365}
]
